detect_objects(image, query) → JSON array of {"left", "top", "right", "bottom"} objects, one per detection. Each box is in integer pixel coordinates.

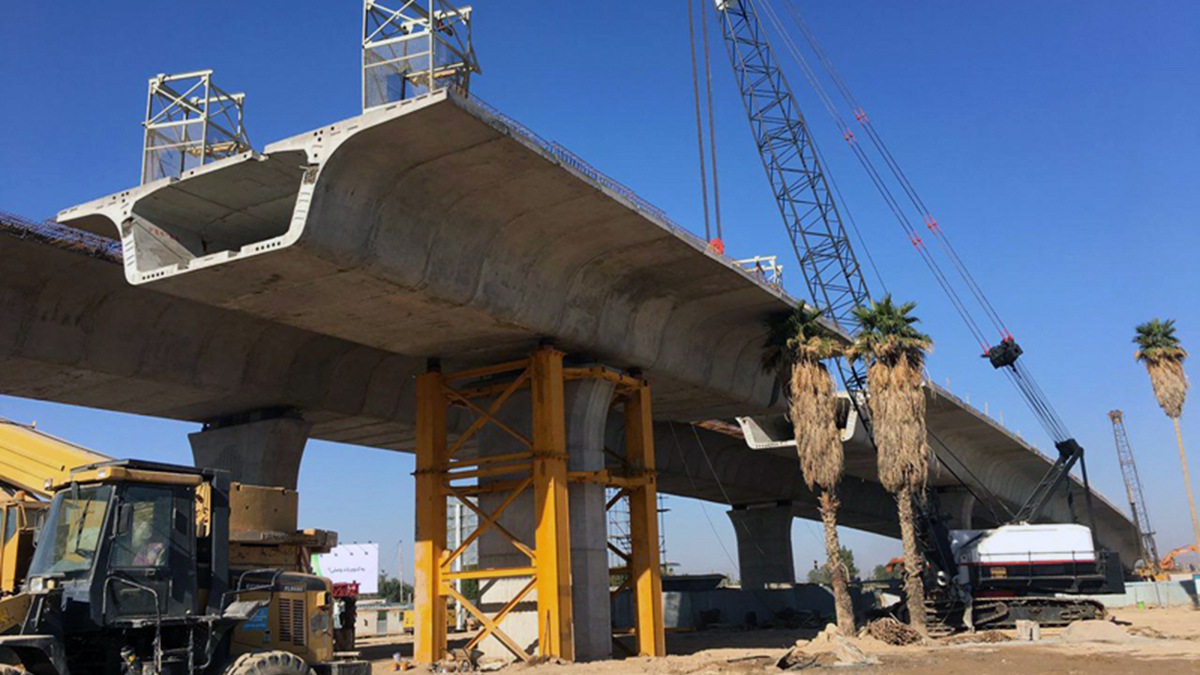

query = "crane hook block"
[{"left": 984, "top": 337, "right": 1023, "bottom": 369}]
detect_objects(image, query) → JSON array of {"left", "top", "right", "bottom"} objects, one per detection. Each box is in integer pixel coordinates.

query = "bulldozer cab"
[
  {"left": 8, "top": 459, "right": 356, "bottom": 675},
  {"left": 27, "top": 465, "right": 209, "bottom": 624}
]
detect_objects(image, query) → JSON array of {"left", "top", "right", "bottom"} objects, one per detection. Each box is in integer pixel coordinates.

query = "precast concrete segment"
[
  {"left": 0, "top": 221, "right": 895, "bottom": 540},
  {"left": 0, "top": 228, "right": 1139, "bottom": 565},
  {"left": 0, "top": 226, "right": 428, "bottom": 449},
  {"left": 58, "top": 89, "right": 802, "bottom": 422}
]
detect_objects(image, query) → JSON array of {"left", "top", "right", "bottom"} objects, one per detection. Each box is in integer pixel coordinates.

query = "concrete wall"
[
  {"left": 612, "top": 585, "right": 875, "bottom": 630},
  {"left": 1079, "top": 578, "right": 1200, "bottom": 609},
  {"left": 357, "top": 603, "right": 408, "bottom": 637}
]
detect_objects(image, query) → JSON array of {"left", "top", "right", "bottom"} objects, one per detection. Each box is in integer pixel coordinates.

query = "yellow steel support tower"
[
  {"left": 411, "top": 346, "right": 665, "bottom": 663},
  {"left": 624, "top": 383, "right": 665, "bottom": 656},
  {"left": 414, "top": 370, "right": 449, "bottom": 662}
]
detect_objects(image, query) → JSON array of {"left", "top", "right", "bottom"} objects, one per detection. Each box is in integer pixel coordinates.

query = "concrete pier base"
[
  {"left": 727, "top": 502, "right": 796, "bottom": 590},
  {"left": 188, "top": 413, "right": 310, "bottom": 489}
]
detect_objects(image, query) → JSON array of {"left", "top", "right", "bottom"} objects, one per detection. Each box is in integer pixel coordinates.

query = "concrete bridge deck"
[{"left": 1, "top": 89, "right": 1137, "bottom": 597}]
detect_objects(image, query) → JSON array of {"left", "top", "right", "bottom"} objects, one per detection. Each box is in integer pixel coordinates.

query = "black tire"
[{"left": 224, "top": 651, "right": 314, "bottom": 675}]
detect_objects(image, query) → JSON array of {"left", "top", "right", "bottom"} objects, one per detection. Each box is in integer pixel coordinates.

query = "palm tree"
[
  {"left": 847, "top": 295, "right": 933, "bottom": 636},
  {"left": 1133, "top": 318, "right": 1197, "bottom": 549},
  {"left": 761, "top": 302, "right": 855, "bottom": 633}
]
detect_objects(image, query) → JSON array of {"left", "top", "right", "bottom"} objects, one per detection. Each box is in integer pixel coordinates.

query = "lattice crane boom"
[
  {"left": 710, "top": 0, "right": 872, "bottom": 399},
  {"left": 1108, "top": 410, "right": 1159, "bottom": 569}
]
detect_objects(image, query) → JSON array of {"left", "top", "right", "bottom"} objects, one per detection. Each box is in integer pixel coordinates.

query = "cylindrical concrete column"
[
  {"left": 727, "top": 502, "right": 796, "bottom": 590},
  {"left": 474, "top": 378, "right": 617, "bottom": 662}
]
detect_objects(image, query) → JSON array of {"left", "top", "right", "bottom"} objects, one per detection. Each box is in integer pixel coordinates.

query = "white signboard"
[{"left": 312, "top": 543, "right": 379, "bottom": 594}]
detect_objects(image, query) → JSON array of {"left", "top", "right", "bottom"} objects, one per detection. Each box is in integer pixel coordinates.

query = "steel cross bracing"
[
  {"left": 412, "top": 348, "right": 664, "bottom": 663},
  {"left": 712, "top": 0, "right": 871, "bottom": 395},
  {"left": 1108, "top": 410, "right": 1159, "bottom": 569},
  {"left": 362, "top": 0, "right": 479, "bottom": 111},
  {"left": 141, "top": 70, "right": 250, "bottom": 185}
]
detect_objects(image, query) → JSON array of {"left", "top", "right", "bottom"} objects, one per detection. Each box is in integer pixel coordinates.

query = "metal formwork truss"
[
  {"left": 141, "top": 70, "right": 250, "bottom": 184},
  {"left": 413, "top": 348, "right": 664, "bottom": 663},
  {"left": 362, "top": 0, "right": 479, "bottom": 111}
]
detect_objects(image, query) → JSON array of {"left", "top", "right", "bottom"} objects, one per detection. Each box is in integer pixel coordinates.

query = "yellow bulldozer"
[{"left": 0, "top": 418, "right": 364, "bottom": 675}]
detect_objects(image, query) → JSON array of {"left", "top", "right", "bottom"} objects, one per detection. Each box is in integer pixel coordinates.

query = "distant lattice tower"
[{"left": 1108, "top": 410, "right": 1160, "bottom": 570}]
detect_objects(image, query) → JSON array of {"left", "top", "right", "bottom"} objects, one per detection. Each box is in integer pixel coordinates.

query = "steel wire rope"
[
  {"left": 699, "top": 0, "right": 724, "bottom": 241},
  {"left": 927, "top": 428, "right": 1013, "bottom": 524},
  {"left": 686, "top": 0, "right": 714, "bottom": 241},
  {"left": 755, "top": 0, "right": 991, "bottom": 350},
  {"left": 781, "top": 0, "right": 1011, "bottom": 340}
]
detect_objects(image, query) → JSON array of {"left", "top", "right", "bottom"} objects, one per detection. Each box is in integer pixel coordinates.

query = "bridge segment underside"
[{"left": 0, "top": 89, "right": 1138, "bottom": 610}]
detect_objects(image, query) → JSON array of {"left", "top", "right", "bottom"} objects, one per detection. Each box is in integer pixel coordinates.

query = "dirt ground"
[{"left": 363, "top": 605, "right": 1200, "bottom": 675}]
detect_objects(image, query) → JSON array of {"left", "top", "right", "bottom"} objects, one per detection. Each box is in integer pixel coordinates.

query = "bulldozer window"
[
  {"left": 111, "top": 486, "right": 176, "bottom": 568},
  {"left": 3, "top": 505, "right": 16, "bottom": 542},
  {"left": 27, "top": 485, "right": 114, "bottom": 577}
]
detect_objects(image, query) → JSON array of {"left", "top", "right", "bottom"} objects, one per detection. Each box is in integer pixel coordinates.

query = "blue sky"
[{"left": 2, "top": 1, "right": 1198, "bottom": 577}]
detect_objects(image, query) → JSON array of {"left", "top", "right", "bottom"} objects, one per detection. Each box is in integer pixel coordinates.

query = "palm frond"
[
  {"left": 1134, "top": 318, "right": 1187, "bottom": 363},
  {"left": 847, "top": 294, "right": 932, "bottom": 368}
]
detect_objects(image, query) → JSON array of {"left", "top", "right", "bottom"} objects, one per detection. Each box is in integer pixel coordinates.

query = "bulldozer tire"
[{"left": 224, "top": 651, "right": 314, "bottom": 675}]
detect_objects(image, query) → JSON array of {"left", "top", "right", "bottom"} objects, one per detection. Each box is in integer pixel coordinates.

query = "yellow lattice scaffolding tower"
[{"left": 412, "top": 345, "right": 665, "bottom": 663}]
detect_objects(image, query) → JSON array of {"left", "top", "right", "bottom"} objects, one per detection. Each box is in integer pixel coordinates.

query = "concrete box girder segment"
[
  {"left": 0, "top": 221, "right": 1139, "bottom": 568},
  {"left": 59, "top": 89, "right": 795, "bottom": 422}
]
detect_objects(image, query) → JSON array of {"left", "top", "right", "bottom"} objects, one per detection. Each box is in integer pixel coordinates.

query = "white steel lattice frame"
[
  {"left": 141, "top": 70, "right": 250, "bottom": 185},
  {"left": 735, "top": 255, "right": 784, "bottom": 288},
  {"left": 362, "top": 0, "right": 479, "bottom": 111}
]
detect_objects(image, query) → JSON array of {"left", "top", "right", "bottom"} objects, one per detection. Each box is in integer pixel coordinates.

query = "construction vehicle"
[
  {"left": 0, "top": 419, "right": 342, "bottom": 596},
  {"left": 1159, "top": 545, "right": 1199, "bottom": 573},
  {"left": 0, "top": 419, "right": 110, "bottom": 596},
  {"left": 0, "top": 458, "right": 367, "bottom": 675},
  {"left": 706, "top": 0, "right": 1123, "bottom": 631}
]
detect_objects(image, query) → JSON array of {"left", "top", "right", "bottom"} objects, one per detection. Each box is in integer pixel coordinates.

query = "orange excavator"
[{"left": 1159, "top": 545, "right": 1199, "bottom": 573}]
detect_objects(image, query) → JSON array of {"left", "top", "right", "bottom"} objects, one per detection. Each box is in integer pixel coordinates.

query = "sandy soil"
[{"left": 363, "top": 605, "right": 1200, "bottom": 675}]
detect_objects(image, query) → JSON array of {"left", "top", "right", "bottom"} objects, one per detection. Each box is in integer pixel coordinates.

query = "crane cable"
[
  {"left": 754, "top": 0, "right": 992, "bottom": 352},
  {"left": 686, "top": 0, "right": 714, "bottom": 242},
  {"left": 699, "top": 0, "right": 724, "bottom": 242},
  {"left": 782, "top": 0, "right": 1011, "bottom": 342},
  {"left": 767, "top": 0, "right": 1074, "bottom": 445}
]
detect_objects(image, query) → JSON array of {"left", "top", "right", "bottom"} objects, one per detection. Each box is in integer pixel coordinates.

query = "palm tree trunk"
[
  {"left": 818, "top": 490, "right": 856, "bottom": 634},
  {"left": 1173, "top": 417, "right": 1200, "bottom": 551},
  {"left": 896, "top": 485, "right": 927, "bottom": 636}
]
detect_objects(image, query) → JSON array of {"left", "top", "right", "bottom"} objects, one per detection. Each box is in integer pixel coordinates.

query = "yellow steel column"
[
  {"left": 414, "top": 365, "right": 448, "bottom": 663},
  {"left": 626, "top": 382, "right": 665, "bottom": 656},
  {"left": 530, "top": 346, "right": 574, "bottom": 660}
]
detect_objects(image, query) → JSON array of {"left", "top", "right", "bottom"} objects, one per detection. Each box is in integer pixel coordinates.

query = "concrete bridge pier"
[
  {"left": 474, "top": 378, "right": 616, "bottom": 661},
  {"left": 727, "top": 502, "right": 796, "bottom": 590},
  {"left": 188, "top": 410, "right": 310, "bottom": 489}
]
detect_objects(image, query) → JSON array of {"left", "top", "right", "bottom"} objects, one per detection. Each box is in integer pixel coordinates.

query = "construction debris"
[
  {"left": 940, "top": 630, "right": 1012, "bottom": 645},
  {"left": 1060, "top": 620, "right": 1135, "bottom": 644},
  {"left": 861, "top": 617, "right": 923, "bottom": 646},
  {"left": 1015, "top": 620, "right": 1041, "bottom": 642},
  {"left": 776, "top": 624, "right": 881, "bottom": 669}
]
